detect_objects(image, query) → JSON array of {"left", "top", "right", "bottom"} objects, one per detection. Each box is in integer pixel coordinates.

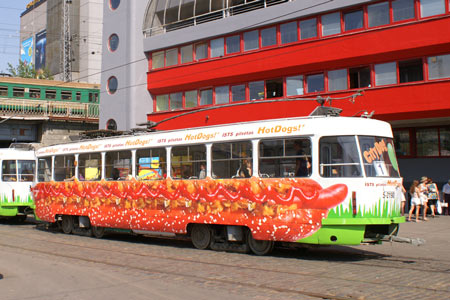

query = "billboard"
[
  {"left": 35, "top": 30, "right": 46, "bottom": 70},
  {"left": 20, "top": 37, "right": 33, "bottom": 64}
]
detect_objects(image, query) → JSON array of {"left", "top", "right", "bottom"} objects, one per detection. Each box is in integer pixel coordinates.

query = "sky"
[{"left": 0, "top": 0, "right": 31, "bottom": 73}]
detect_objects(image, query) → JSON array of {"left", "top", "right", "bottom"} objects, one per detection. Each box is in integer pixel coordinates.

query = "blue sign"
[
  {"left": 20, "top": 37, "right": 33, "bottom": 64},
  {"left": 35, "top": 30, "right": 46, "bottom": 70}
]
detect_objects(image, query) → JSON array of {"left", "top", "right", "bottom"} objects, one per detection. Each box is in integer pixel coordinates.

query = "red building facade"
[{"left": 142, "top": 0, "right": 450, "bottom": 186}]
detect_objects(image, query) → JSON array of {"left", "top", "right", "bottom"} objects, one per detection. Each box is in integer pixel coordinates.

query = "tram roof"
[
  {"left": 0, "top": 77, "right": 100, "bottom": 90},
  {"left": 0, "top": 148, "right": 36, "bottom": 160},
  {"left": 35, "top": 116, "right": 393, "bottom": 157}
]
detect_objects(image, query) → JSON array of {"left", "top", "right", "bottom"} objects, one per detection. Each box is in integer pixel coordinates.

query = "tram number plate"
[{"left": 383, "top": 191, "right": 396, "bottom": 200}]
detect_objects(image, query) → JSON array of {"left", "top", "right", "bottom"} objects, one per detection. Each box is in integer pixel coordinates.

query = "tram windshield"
[
  {"left": 358, "top": 136, "right": 400, "bottom": 178},
  {"left": 320, "top": 136, "right": 362, "bottom": 178}
]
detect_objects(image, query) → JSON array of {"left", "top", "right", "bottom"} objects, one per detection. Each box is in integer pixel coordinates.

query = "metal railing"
[{"left": 0, "top": 98, "right": 99, "bottom": 122}]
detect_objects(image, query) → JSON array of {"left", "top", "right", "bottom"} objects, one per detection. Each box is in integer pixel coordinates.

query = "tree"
[{"left": 7, "top": 60, "right": 54, "bottom": 80}]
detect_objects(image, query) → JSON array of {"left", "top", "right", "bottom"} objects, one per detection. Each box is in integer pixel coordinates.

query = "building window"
[
  {"left": 170, "top": 92, "right": 183, "bottom": 110},
  {"left": 243, "top": 30, "right": 259, "bottom": 51},
  {"left": 280, "top": 21, "right": 298, "bottom": 44},
  {"left": 231, "top": 84, "right": 246, "bottom": 102},
  {"left": 185, "top": 90, "right": 198, "bottom": 108},
  {"left": 215, "top": 86, "right": 229, "bottom": 104},
  {"left": 344, "top": 10, "right": 363, "bottom": 31},
  {"left": 195, "top": 42, "right": 208, "bottom": 60},
  {"left": 108, "top": 34, "right": 119, "bottom": 52},
  {"left": 156, "top": 94, "right": 169, "bottom": 111},
  {"left": 375, "top": 62, "right": 397, "bottom": 86},
  {"left": 226, "top": 35, "right": 240, "bottom": 54},
  {"left": 46, "top": 90, "right": 57, "bottom": 99},
  {"left": 180, "top": 45, "right": 193, "bottom": 63},
  {"left": 286, "top": 75, "right": 304, "bottom": 96},
  {"left": 0, "top": 86, "right": 7, "bottom": 96},
  {"left": 367, "top": 2, "right": 390, "bottom": 27},
  {"left": 399, "top": 59, "right": 424, "bottom": 83},
  {"left": 392, "top": 0, "right": 416, "bottom": 21},
  {"left": 61, "top": 90, "right": 72, "bottom": 100},
  {"left": 12, "top": 87, "right": 25, "bottom": 97},
  {"left": 266, "top": 78, "right": 283, "bottom": 98},
  {"left": 393, "top": 129, "right": 411, "bottom": 156},
  {"left": 165, "top": 48, "right": 178, "bottom": 66},
  {"left": 107, "top": 76, "right": 118, "bottom": 94},
  {"left": 152, "top": 51, "right": 164, "bottom": 69},
  {"left": 440, "top": 127, "right": 450, "bottom": 156},
  {"left": 306, "top": 74, "right": 324, "bottom": 93},
  {"left": 328, "top": 69, "right": 348, "bottom": 91},
  {"left": 200, "top": 89, "right": 213, "bottom": 106},
  {"left": 261, "top": 27, "right": 277, "bottom": 47},
  {"left": 420, "top": 0, "right": 445, "bottom": 18},
  {"left": 249, "top": 81, "right": 264, "bottom": 100},
  {"left": 349, "top": 66, "right": 371, "bottom": 88},
  {"left": 29, "top": 88, "right": 41, "bottom": 98},
  {"left": 428, "top": 54, "right": 450, "bottom": 79},
  {"left": 322, "top": 12, "right": 341, "bottom": 36},
  {"left": 300, "top": 18, "right": 317, "bottom": 39},
  {"left": 89, "top": 92, "right": 99, "bottom": 103},
  {"left": 109, "top": 0, "right": 120, "bottom": 10},
  {"left": 416, "top": 128, "right": 439, "bottom": 156},
  {"left": 211, "top": 38, "right": 224, "bottom": 58}
]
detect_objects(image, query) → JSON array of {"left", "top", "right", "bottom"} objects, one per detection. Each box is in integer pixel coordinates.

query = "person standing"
[
  {"left": 426, "top": 178, "right": 439, "bottom": 217},
  {"left": 396, "top": 181, "right": 407, "bottom": 215},
  {"left": 408, "top": 180, "right": 422, "bottom": 222},
  {"left": 443, "top": 180, "right": 450, "bottom": 216},
  {"left": 419, "top": 177, "right": 429, "bottom": 220}
]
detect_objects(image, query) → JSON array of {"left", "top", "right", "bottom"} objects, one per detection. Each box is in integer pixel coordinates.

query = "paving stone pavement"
[{"left": 0, "top": 215, "right": 448, "bottom": 300}]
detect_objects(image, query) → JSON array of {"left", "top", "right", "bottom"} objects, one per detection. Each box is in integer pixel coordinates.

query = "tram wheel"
[
  {"left": 91, "top": 226, "right": 105, "bottom": 239},
  {"left": 246, "top": 230, "right": 274, "bottom": 256},
  {"left": 191, "top": 224, "right": 212, "bottom": 250},
  {"left": 61, "top": 215, "right": 74, "bottom": 234}
]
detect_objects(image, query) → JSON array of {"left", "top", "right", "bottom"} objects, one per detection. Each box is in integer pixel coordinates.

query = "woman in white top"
[
  {"left": 408, "top": 180, "right": 421, "bottom": 222},
  {"left": 419, "top": 176, "right": 429, "bottom": 221}
]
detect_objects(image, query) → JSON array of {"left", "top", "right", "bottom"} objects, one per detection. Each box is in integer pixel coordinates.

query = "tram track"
[{"left": 0, "top": 222, "right": 448, "bottom": 300}]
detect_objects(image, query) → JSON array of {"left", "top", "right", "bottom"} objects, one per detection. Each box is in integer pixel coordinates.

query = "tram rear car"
[{"left": 31, "top": 116, "right": 404, "bottom": 255}]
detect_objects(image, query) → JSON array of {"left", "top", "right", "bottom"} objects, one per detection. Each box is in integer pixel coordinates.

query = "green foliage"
[{"left": 7, "top": 60, "right": 54, "bottom": 80}]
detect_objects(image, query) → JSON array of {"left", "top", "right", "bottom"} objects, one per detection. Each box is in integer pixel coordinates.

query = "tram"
[
  {"left": 31, "top": 109, "right": 404, "bottom": 255},
  {"left": 0, "top": 144, "right": 36, "bottom": 221}
]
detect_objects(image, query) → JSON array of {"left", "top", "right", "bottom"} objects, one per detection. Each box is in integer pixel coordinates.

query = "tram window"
[
  {"left": 18, "top": 160, "right": 35, "bottom": 182},
  {"left": 136, "top": 148, "right": 167, "bottom": 180},
  {"left": 2, "top": 160, "right": 17, "bottom": 182},
  {"left": 46, "top": 90, "right": 57, "bottom": 99},
  {"left": 171, "top": 145, "right": 206, "bottom": 179},
  {"left": 78, "top": 153, "right": 101, "bottom": 181},
  {"left": 259, "top": 138, "right": 311, "bottom": 178},
  {"left": 358, "top": 136, "right": 401, "bottom": 178},
  {"left": 13, "top": 87, "right": 25, "bottom": 97},
  {"left": 105, "top": 151, "right": 132, "bottom": 181},
  {"left": 76, "top": 92, "right": 81, "bottom": 101},
  {"left": 38, "top": 157, "right": 52, "bottom": 182},
  {"left": 29, "top": 89, "right": 41, "bottom": 99},
  {"left": 54, "top": 155, "right": 76, "bottom": 181},
  {"left": 61, "top": 90, "right": 73, "bottom": 100},
  {"left": 212, "top": 141, "right": 252, "bottom": 179},
  {"left": 0, "top": 86, "right": 8, "bottom": 96},
  {"left": 319, "top": 136, "right": 362, "bottom": 177}
]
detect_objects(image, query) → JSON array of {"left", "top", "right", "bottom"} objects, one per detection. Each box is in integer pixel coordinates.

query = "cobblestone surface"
[{"left": 0, "top": 216, "right": 449, "bottom": 300}]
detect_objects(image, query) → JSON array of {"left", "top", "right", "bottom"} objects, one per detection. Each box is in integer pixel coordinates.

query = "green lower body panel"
[
  {"left": 298, "top": 216, "right": 405, "bottom": 245},
  {"left": 0, "top": 202, "right": 35, "bottom": 217}
]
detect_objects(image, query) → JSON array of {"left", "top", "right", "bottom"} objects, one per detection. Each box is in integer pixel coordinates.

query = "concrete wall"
[
  {"left": 79, "top": 0, "right": 103, "bottom": 83},
  {"left": 100, "top": 1, "right": 152, "bottom": 131},
  {"left": 39, "top": 121, "right": 97, "bottom": 147}
]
